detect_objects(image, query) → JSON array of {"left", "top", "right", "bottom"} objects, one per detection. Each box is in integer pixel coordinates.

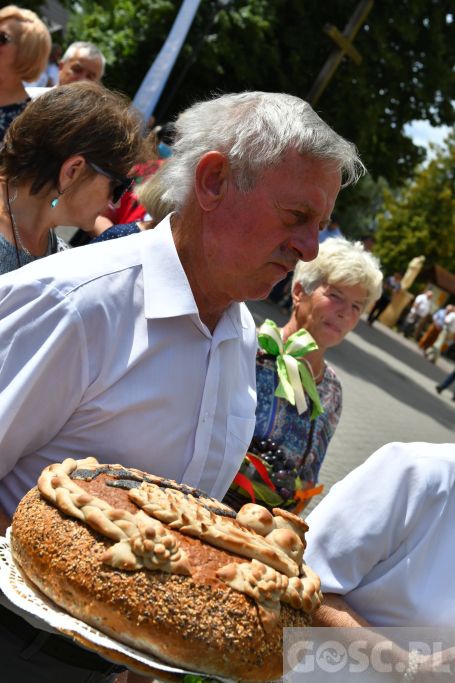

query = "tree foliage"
[
  {"left": 373, "top": 131, "right": 455, "bottom": 276},
  {"left": 61, "top": 0, "right": 454, "bottom": 185}
]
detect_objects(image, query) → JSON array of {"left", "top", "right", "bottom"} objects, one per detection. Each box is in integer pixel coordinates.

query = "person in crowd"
[
  {"left": 0, "top": 90, "right": 364, "bottom": 682},
  {"left": 58, "top": 40, "right": 105, "bottom": 85},
  {"left": 88, "top": 164, "right": 167, "bottom": 243},
  {"left": 0, "top": 81, "right": 145, "bottom": 274},
  {"left": 318, "top": 213, "right": 343, "bottom": 242},
  {"left": 79, "top": 135, "right": 163, "bottom": 246},
  {"left": 367, "top": 271, "right": 401, "bottom": 325},
  {"left": 0, "top": 5, "right": 51, "bottom": 141},
  {"left": 223, "top": 237, "right": 382, "bottom": 513},
  {"left": 401, "top": 289, "right": 433, "bottom": 338},
  {"left": 45, "top": 42, "right": 63, "bottom": 86},
  {"left": 302, "top": 441, "right": 455, "bottom": 679},
  {"left": 436, "top": 368, "right": 455, "bottom": 401},
  {"left": 154, "top": 121, "right": 176, "bottom": 159},
  {"left": 359, "top": 233, "right": 375, "bottom": 252},
  {"left": 305, "top": 441, "right": 455, "bottom": 628},
  {"left": 418, "top": 304, "right": 449, "bottom": 351},
  {"left": 425, "top": 305, "right": 455, "bottom": 363}
]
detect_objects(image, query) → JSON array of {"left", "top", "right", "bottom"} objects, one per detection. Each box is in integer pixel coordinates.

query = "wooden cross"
[{"left": 306, "top": 0, "right": 374, "bottom": 106}]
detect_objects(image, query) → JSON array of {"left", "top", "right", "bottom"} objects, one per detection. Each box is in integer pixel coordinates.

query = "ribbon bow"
[{"left": 257, "top": 319, "right": 324, "bottom": 418}]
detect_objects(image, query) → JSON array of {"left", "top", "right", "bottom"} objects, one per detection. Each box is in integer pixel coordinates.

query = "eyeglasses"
[
  {"left": 87, "top": 161, "right": 134, "bottom": 204},
  {"left": 0, "top": 31, "right": 15, "bottom": 46}
]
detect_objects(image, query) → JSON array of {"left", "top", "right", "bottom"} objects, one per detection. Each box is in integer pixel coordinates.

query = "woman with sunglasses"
[
  {"left": 0, "top": 80, "right": 145, "bottom": 274},
  {"left": 0, "top": 5, "right": 51, "bottom": 142}
]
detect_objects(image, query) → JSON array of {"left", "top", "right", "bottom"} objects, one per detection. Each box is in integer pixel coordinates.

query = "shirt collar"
[{"left": 142, "top": 215, "right": 199, "bottom": 320}]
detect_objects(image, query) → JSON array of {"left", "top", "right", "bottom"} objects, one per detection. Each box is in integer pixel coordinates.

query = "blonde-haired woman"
[
  {"left": 0, "top": 5, "right": 51, "bottom": 141},
  {"left": 224, "top": 237, "right": 383, "bottom": 513}
]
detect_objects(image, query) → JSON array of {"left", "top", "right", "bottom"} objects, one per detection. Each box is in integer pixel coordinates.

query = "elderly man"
[
  {"left": 402, "top": 288, "right": 434, "bottom": 338},
  {"left": 25, "top": 41, "right": 105, "bottom": 101},
  {"left": 0, "top": 91, "right": 363, "bottom": 682},
  {"left": 58, "top": 41, "right": 105, "bottom": 85}
]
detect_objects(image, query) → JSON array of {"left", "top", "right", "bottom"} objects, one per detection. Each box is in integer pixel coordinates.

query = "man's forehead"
[{"left": 69, "top": 53, "right": 102, "bottom": 73}]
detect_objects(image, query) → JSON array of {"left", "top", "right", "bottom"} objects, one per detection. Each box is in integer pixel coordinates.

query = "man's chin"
[{"left": 244, "top": 280, "right": 283, "bottom": 302}]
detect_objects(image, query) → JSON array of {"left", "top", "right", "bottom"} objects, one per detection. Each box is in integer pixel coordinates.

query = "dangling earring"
[{"left": 50, "top": 189, "right": 64, "bottom": 208}]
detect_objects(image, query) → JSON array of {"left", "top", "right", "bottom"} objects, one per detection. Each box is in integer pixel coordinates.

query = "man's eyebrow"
[
  {"left": 278, "top": 201, "right": 319, "bottom": 216},
  {"left": 277, "top": 201, "right": 332, "bottom": 226}
]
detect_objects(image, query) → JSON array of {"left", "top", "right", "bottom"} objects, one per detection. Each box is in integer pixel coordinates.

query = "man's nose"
[{"left": 288, "top": 224, "right": 320, "bottom": 262}]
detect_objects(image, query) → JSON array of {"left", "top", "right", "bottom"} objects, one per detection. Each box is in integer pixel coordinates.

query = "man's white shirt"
[{"left": 0, "top": 217, "right": 257, "bottom": 515}]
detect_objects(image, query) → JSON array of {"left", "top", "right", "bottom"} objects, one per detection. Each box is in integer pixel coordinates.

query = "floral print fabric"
[{"left": 254, "top": 352, "right": 342, "bottom": 484}]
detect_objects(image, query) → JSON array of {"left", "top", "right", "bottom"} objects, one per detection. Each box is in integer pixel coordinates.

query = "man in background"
[
  {"left": 402, "top": 289, "right": 433, "bottom": 338},
  {"left": 367, "top": 271, "right": 402, "bottom": 325},
  {"left": 58, "top": 41, "right": 105, "bottom": 85},
  {"left": 25, "top": 41, "right": 105, "bottom": 100}
]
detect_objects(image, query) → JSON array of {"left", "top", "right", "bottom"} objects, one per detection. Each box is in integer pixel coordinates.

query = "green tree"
[
  {"left": 373, "top": 131, "right": 455, "bottom": 276},
  {"left": 62, "top": 0, "right": 454, "bottom": 185}
]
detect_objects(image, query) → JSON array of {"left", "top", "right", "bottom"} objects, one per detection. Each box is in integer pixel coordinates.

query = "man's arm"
[
  {"left": 311, "top": 592, "right": 369, "bottom": 627},
  {"left": 0, "top": 281, "right": 88, "bottom": 481}
]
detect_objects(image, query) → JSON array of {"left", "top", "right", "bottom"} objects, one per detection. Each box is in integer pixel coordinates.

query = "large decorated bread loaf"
[{"left": 11, "top": 457, "right": 322, "bottom": 681}]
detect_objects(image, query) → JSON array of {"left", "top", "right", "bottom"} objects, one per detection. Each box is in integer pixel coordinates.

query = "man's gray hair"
[
  {"left": 157, "top": 91, "right": 365, "bottom": 212},
  {"left": 292, "top": 237, "right": 383, "bottom": 310},
  {"left": 61, "top": 41, "right": 106, "bottom": 75}
]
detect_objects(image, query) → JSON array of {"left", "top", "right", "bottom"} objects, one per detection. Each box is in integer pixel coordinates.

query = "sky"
[{"left": 404, "top": 120, "right": 452, "bottom": 159}]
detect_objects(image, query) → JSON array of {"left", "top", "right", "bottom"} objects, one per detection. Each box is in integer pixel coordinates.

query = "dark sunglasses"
[
  {"left": 87, "top": 161, "right": 134, "bottom": 204},
  {"left": 0, "top": 31, "right": 15, "bottom": 46}
]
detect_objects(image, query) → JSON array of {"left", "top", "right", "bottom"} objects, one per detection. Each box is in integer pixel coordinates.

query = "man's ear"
[
  {"left": 194, "top": 151, "right": 229, "bottom": 211},
  {"left": 58, "top": 155, "right": 87, "bottom": 192}
]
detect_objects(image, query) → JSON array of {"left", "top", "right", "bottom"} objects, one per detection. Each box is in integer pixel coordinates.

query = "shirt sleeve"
[
  {"left": 0, "top": 279, "right": 89, "bottom": 480},
  {"left": 304, "top": 442, "right": 429, "bottom": 594}
]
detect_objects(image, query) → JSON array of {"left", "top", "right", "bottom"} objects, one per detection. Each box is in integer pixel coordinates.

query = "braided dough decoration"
[
  {"left": 129, "top": 481, "right": 300, "bottom": 577},
  {"left": 37, "top": 457, "right": 323, "bottom": 627},
  {"left": 38, "top": 458, "right": 190, "bottom": 575}
]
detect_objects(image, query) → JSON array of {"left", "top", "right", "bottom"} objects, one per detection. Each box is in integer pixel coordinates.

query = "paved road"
[{"left": 247, "top": 299, "right": 455, "bottom": 515}]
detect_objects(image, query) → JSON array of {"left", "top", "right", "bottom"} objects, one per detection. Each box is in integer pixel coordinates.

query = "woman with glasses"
[
  {"left": 0, "top": 5, "right": 51, "bottom": 142},
  {"left": 0, "top": 81, "right": 145, "bottom": 274}
]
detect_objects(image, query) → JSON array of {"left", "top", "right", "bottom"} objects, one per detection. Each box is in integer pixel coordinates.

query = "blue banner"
[{"left": 133, "top": 0, "right": 202, "bottom": 120}]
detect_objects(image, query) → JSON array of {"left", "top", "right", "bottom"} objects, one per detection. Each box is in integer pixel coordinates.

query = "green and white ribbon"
[{"left": 257, "top": 319, "right": 324, "bottom": 418}]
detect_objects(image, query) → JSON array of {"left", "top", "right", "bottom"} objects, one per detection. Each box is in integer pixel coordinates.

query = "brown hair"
[
  {"left": 0, "top": 5, "right": 51, "bottom": 81},
  {"left": 0, "top": 82, "right": 147, "bottom": 195}
]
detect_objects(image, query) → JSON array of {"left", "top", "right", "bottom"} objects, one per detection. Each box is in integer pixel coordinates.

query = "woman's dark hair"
[{"left": 0, "top": 82, "right": 147, "bottom": 194}]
